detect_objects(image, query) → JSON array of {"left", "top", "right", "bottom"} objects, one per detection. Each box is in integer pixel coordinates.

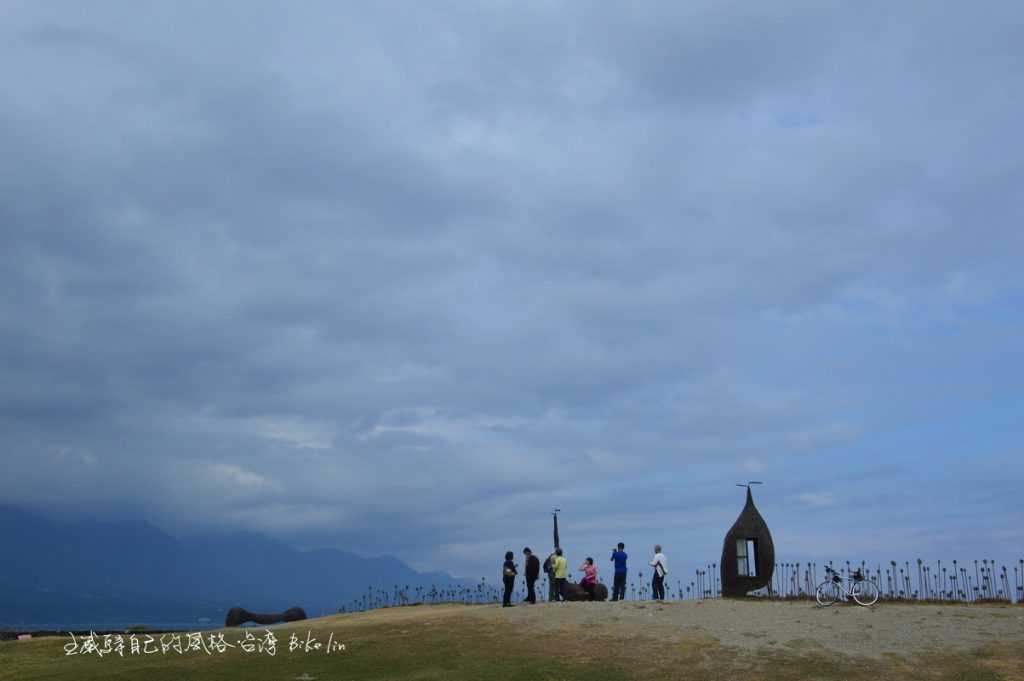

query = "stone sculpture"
[
  {"left": 561, "top": 582, "right": 609, "bottom": 601},
  {"left": 224, "top": 606, "right": 307, "bottom": 627}
]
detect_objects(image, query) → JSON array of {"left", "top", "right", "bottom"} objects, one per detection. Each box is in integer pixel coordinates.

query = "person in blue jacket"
[{"left": 610, "top": 542, "right": 628, "bottom": 601}]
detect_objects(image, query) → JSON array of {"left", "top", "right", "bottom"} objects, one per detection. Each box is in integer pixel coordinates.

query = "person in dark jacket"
[
  {"left": 522, "top": 547, "right": 540, "bottom": 604},
  {"left": 543, "top": 551, "right": 557, "bottom": 601},
  {"left": 502, "top": 551, "right": 517, "bottom": 607}
]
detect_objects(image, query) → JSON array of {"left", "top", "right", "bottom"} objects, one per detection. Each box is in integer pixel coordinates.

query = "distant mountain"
[{"left": 0, "top": 506, "right": 464, "bottom": 627}]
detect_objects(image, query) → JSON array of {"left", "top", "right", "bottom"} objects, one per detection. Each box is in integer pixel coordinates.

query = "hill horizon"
[{"left": 0, "top": 506, "right": 466, "bottom": 628}]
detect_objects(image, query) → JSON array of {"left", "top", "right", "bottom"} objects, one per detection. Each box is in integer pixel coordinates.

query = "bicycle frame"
[
  {"left": 819, "top": 567, "right": 878, "bottom": 606},
  {"left": 833, "top": 577, "right": 859, "bottom": 600}
]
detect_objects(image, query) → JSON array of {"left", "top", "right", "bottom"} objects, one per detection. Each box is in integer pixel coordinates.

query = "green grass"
[{"left": 1, "top": 605, "right": 1021, "bottom": 681}]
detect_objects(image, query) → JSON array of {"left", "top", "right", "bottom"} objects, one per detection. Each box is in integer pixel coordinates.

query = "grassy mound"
[{"left": 1, "top": 602, "right": 1021, "bottom": 681}]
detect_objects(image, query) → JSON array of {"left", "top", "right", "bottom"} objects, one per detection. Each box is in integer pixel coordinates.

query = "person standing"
[
  {"left": 502, "top": 551, "right": 518, "bottom": 607},
  {"left": 523, "top": 547, "right": 540, "bottom": 604},
  {"left": 552, "top": 548, "right": 568, "bottom": 601},
  {"left": 649, "top": 544, "right": 668, "bottom": 600},
  {"left": 610, "top": 542, "right": 628, "bottom": 601}
]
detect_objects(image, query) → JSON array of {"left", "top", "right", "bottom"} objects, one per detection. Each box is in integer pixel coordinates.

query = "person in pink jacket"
[{"left": 578, "top": 557, "right": 598, "bottom": 600}]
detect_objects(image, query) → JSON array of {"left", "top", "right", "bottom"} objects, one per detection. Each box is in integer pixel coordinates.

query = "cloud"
[
  {"left": 0, "top": 0, "right": 1022, "bottom": 578},
  {"left": 207, "top": 463, "right": 279, "bottom": 492},
  {"left": 794, "top": 492, "right": 837, "bottom": 508}
]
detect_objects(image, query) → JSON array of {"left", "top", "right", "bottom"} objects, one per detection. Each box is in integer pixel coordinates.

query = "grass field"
[{"left": 2, "top": 601, "right": 1022, "bottom": 681}]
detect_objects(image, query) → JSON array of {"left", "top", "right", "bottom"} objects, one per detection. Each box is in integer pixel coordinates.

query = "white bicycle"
[{"left": 815, "top": 567, "right": 879, "bottom": 606}]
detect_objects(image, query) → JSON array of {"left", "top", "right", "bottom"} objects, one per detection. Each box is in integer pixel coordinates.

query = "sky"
[{"left": 1, "top": 1, "right": 1022, "bottom": 584}]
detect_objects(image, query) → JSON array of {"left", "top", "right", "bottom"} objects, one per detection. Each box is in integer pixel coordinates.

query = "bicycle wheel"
[
  {"left": 816, "top": 580, "right": 840, "bottom": 606},
  {"left": 852, "top": 580, "right": 879, "bottom": 606}
]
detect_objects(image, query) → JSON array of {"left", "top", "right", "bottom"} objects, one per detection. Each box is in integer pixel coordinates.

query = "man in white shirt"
[{"left": 649, "top": 545, "right": 668, "bottom": 600}]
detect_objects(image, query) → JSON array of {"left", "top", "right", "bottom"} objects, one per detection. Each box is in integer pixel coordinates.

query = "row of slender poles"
[
  {"left": 769, "top": 559, "right": 1021, "bottom": 603},
  {"left": 337, "top": 558, "right": 1024, "bottom": 612}
]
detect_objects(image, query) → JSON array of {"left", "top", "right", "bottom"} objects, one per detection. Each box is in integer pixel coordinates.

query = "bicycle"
[{"left": 815, "top": 567, "right": 880, "bottom": 606}]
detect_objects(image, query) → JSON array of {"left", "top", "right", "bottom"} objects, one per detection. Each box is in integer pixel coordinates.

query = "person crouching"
[{"left": 578, "top": 557, "right": 598, "bottom": 600}]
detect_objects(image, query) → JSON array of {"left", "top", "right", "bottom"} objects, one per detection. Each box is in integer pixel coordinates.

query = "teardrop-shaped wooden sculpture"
[{"left": 720, "top": 486, "right": 775, "bottom": 597}]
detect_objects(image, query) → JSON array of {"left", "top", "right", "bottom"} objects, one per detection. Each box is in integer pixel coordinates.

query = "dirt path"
[
  {"left": 486, "top": 600, "right": 1024, "bottom": 658},
  {"left": 332, "top": 600, "right": 1024, "bottom": 659}
]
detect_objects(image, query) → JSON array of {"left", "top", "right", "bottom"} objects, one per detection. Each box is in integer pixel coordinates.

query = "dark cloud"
[{"left": 1, "top": 1, "right": 1022, "bottom": 577}]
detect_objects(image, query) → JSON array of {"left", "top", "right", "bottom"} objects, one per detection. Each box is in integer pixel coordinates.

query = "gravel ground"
[{"left": 478, "top": 599, "right": 1024, "bottom": 658}]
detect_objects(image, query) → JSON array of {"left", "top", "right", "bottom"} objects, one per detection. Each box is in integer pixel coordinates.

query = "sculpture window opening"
[{"left": 737, "top": 538, "right": 758, "bottom": 577}]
